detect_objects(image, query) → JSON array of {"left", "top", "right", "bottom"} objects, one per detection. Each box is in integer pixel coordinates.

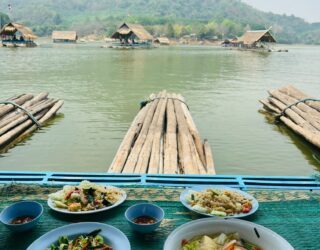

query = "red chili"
[
  {"left": 181, "top": 239, "right": 189, "bottom": 246},
  {"left": 242, "top": 204, "right": 252, "bottom": 213}
]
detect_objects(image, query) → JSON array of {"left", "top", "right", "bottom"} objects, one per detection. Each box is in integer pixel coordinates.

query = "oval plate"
[
  {"left": 164, "top": 218, "right": 293, "bottom": 250},
  {"left": 48, "top": 185, "right": 127, "bottom": 215},
  {"left": 27, "top": 222, "right": 131, "bottom": 250},
  {"left": 180, "top": 186, "right": 258, "bottom": 218}
]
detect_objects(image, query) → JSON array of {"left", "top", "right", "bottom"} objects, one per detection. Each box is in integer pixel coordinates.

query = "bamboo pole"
[
  {"left": 280, "top": 116, "right": 320, "bottom": 148},
  {"left": 110, "top": 90, "right": 215, "bottom": 174},
  {"left": 108, "top": 101, "right": 151, "bottom": 173},
  {"left": 148, "top": 92, "right": 168, "bottom": 174},
  {"left": 259, "top": 99, "right": 281, "bottom": 114},
  {"left": 177, "top": 94, "right": 206, "bottom": 166},
  {"left": 279, "top": 85, "right": 320, "bottom": 112},
  {"left": 20, "top": 100, "right": 64, "bottom": 137},
  {"left": 122, "top": 93, "right": 161, "bottom": 173},
  {"left": 261, "top": 86, "right": 320, "bottom": 149},
  {"left": 163, "top": 94, "right": 178, "bottom": 174},
  {"left": 0, "top": 99, "right": 57, "bottom": 136},
  {"left": 135, "top": 91, "right": 166, "bottom": 174},
  {"left": 173, "top": 94, "right": 198, "bottom": 174},
  {"left": 0, "top": 110, "right": 47, "bottom": 148},
  {"left": 0, "top": 93, "right": 49, "bottom": 129},
  {"left": 204, "top": 139, "right": 216, "bottom": 174},
  {"left": 269, "top": 92, "right": 319, "bottom": 133},
  {"left": 0, "top": 94, "right": 34, "bottom": 117}
]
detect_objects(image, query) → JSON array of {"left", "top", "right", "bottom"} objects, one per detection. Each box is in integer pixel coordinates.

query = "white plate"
[
  {"left": 48, "top": 185, "right": 127, "bottom": 215},
  {"left": 180, "top": 186, "right": 258, "bottom": 218},
  {"left": 164, "top": 218, "right": 294, "bottom": 250},
  {"left": 27, "top": 222, "right": 130, "bottom": 250}
]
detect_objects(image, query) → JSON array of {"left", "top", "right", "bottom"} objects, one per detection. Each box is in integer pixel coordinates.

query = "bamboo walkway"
[
  {"left": 260, "top": 85, "right": 320, "bottom": 148},
  {"left": 109, "top": 91, "right": 215, "bottom": 174},
  {"left": 0, "top": 93, "right": 64, "bottom": 151}
]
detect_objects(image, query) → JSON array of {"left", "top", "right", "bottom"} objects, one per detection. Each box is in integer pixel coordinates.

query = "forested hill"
[{"left": 0, "top": 0, "right": 320, "bottom": 44}]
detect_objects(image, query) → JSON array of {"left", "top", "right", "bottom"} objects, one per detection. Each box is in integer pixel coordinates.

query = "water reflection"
[{"left": 259, "top": 109, "right": 320, "bottom": 172}]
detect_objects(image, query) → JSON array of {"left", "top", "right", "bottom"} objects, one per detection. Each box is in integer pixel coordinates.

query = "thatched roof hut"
[
  {"left": 237, "top": 29, "right": 276, "bottom": 45},
  {"left": 111, "top": 23, "right": 153, "bottom": 41},
  {"left": 154, "top": 37, "right": 170, "bottom": 45},
  {"left": 52, "top": 31, "right": 77, "bottom": 43},
  {"left": 0, "top": 22, "right": 37, "bottom": 40}
]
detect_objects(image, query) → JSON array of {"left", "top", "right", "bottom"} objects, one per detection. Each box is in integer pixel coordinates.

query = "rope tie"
[
  {"left": 280, "top": 98, "right": 320, "bottom": 117},
  {"left": 0, "top": 101, "right": 42, "bottom": 128},
  {"left": 140, "top": 97, "right": 189, "bottom": 110}
]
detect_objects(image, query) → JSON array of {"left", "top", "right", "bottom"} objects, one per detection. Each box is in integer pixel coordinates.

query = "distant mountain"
[{"left": 0, "top": 0, "right": 319, "bottom": 44}]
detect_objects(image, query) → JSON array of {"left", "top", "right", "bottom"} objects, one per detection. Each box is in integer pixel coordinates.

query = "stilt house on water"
[
  {"left": 110, "top": 23, "right": 154, "bottom": 49},
  {"left": 0, "top": 22, "right": 37, "bottom": 47},
  {"left": 52, "top": 31, "right": 77, "bottom": 43}
]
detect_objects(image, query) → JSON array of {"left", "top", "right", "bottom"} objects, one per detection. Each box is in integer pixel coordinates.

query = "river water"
[{"left": 0, "top": 42, "right": 319, "bottom": 175}]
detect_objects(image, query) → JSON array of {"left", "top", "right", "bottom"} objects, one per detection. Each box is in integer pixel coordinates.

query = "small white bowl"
[{"left": 164, "top": 218, "right": 294, "bottom": 250}]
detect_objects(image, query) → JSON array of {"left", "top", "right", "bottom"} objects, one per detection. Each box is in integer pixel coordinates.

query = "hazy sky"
[{"left": 242, "top": 0, "right": 320, "bottom": 23}]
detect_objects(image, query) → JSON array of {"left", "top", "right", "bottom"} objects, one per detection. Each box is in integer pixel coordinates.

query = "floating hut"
[
  {"left": 238, "top": 29, "right": 276, "bottom": 47},
  {"left": 0, "top": 22, "right": 37, "bottom": 47},
  {"left": 154, "top": 37, "right": 170, "bottom": 45},
  {"left": 260, "top": 85, "right": 320, "bottom": 148},
  {"left": 110, "top": 22, "right": 154, "bottom": 49},
  {"left": 52, "top": 31, "right": 77, "bottom": 43},
  {"left": 109, "top": 91, "right": 215, "bottom": 175},
  {"left": 224, "top": 29, "right": 278, "bottom": 52},
  {"left": 221, "top": 37, "right": 239, "bottom": 47}
]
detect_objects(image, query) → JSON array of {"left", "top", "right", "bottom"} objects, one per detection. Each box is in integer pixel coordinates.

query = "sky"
[{"left": 242, "top": 0, "right": 320, "bottom": 23}]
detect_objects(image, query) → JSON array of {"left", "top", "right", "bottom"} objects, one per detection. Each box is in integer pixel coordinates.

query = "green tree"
[
  {"left": 166, "top": 23, "right": 175, "bottom": 38},
  {"left": 0, "top": 12, "right": 10, "bottom": 29}
]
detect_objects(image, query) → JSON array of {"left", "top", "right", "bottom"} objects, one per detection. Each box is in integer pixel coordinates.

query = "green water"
[{"left": 0, "top": 42, "right": 319, "bottom": 175}]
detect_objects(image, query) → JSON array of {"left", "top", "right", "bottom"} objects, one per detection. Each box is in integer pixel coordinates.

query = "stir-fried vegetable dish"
[
  {"left": 47, "top": 229, "right": 112, "bottom": 250},
  {"left": 181, "top": 233, "right": 262, "bottom": 250},
  {"left": 49, "top": 180, "right": 124, "bottom": 212},
  {"left": 185, "top": 189, "right": 253, "bottom": 216}
]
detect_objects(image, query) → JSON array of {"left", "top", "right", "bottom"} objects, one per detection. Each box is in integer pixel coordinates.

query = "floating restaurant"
[
  {"left": 110, "top": 22, "right": 154, "bottom": 49},
  {"left": 0, "top": 22, "right": 37, "bottom": 47},
  {"left": 52, "top": 31, "right": 78, "bottom": 43},
  {"left": 223, "top": 29, "right": 279, "bottom": 52}
]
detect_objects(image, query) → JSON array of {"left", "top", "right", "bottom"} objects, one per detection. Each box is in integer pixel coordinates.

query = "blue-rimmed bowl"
[
  {"left": 125, "top": 203, "right": 164, "bottom": 233},
  {"left": 0, "top": 201, "right": 43, "bottom": 232}
]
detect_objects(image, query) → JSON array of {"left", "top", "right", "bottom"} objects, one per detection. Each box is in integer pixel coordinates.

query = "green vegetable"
[
  {"left": 182, "top": 240, "right": 200, "bottom": 250},
  {"left": 191, "top": 194, "right": 195, "bottom": 200},
  {"left": 210, "top": 210, "right": 227, "bottom": 216},
  {"left": 58, "top": 236, "right": 68, "bottom": 245}
]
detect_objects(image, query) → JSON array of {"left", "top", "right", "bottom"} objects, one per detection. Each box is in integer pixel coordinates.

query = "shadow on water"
[
  {"left": 259, "top": 109, "right": 320, "bottom": 171},
  {"left": 0, "top": 113, "right": 65, "bottom": 156}
]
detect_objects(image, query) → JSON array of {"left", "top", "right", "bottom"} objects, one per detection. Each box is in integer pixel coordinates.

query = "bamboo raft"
[
  {"left": 260, "top": 85, "right": 320, "bottom": 148},
  {"left": 0, "top": 93, "right": 64, "bottom": 151},
  {"left": 109, "top": 91, "right": 215, "bottom": 174}
]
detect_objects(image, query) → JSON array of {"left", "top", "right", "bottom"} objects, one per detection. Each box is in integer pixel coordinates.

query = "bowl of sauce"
[
  {"left": 125, "top": 203, "right": 164, "bottom": 233},
  {"left": 0, "top": 201, "right": 43, "bottom": 232},
  {"left": 11, "top": 216, "right": 34, "bottom": 225}
]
